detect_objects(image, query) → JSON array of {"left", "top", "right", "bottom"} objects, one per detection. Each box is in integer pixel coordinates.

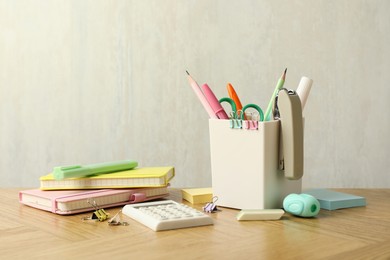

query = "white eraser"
[
  {"left": 296, "top": 76, "right": 313, "bottom": 111},
  {"left": 236, "top": 209, "right": 285, "bottom": 221}
]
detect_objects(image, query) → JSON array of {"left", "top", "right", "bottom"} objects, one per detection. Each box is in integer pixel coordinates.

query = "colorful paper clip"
[
  {"left": 203, "top": 196, "right": 219, "bottom": 213},
  {"left": 243, "top": 111, "right": 260, "bottom": 130},
  {"left": 229, "top": 110, "right": 243, "bottom": 129},
  {"left": 82, "top": 199, "right": 109, "bottom": 222},
  {"left": 242, "top": 103, "right": 264, "bottom": 130},
  {"left": 108, "top": 210, "right": 129, "bottom": 226},
  {"left": 219, "top": 97, "right": 242, "bottom": 129}
]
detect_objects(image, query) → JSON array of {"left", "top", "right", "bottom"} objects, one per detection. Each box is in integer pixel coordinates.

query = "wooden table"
[{"left": 2, "top": 188, "right": 390, "bottom": 259}]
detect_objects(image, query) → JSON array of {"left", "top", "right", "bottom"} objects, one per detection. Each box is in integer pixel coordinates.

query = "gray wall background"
[{"left": 1, "top": 0, "right": 389, "bottom": 188}]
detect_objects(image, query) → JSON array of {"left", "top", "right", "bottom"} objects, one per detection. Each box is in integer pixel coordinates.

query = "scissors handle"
[
  {"left": 242, "top": 103, "right": 264, "bottom": 122},
  {"left": 219, "top": 97, "right": 237, "bottom": 116}
]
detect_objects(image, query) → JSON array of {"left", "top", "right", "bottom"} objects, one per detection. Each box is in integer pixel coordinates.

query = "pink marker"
[
  {"left": 186, "top": 71, "right": 217, "bottom": 119},
  {"left": 201, "top": 83, "right": 229, "bottom": 119}
]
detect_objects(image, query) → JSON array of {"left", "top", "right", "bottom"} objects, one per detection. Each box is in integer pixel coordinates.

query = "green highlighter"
[{"left": 53, "top": 160, "right": 138, "bottom": 180}]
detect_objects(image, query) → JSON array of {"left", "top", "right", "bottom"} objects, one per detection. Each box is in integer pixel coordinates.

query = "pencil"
[
  {"left": 186, "top": 70, "right": 218, "bottom": 119},
  {"left": 264, "top": 68, "right": 287, "bottom": 121}
]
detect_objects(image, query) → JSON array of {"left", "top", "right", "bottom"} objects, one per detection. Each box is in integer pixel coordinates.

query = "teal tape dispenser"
[{"left": 283, "top": 193, "right": 320, "bottom": 217}]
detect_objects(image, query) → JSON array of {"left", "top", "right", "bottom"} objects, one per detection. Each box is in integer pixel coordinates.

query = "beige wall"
[{"left": 1, "top": 0, "right": 389, "bottom": 188}]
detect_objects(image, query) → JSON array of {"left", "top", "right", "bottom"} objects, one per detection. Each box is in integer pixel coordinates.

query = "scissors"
[
  {"left": 218, "top": 97, "right": 237, "bottom": 118},
  {"left": 221, "top": 83, "right": 264, "bottom": 122},
  {"left": 218, "top": 97, "right": 242, "bottom": 129},
  {"left": 218, "top": 97, "right": 264, "bottom": 130},
  {"left": 218, "top": 97, "right": 241, "bottom": 128}
]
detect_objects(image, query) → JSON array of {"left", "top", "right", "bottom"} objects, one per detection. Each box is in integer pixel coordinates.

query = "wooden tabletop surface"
[{"left": 2, "top": 188, "right": 390, "bottom": 259}]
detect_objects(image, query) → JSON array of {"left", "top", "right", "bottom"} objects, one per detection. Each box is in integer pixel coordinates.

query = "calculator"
[{"left": 122, "top": 200, "right": 214, "bottom": 231}]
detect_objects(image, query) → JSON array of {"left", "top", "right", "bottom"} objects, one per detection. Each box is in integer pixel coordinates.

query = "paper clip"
[
  {"left": 108, "top": 210, "right": 129, "bottom": 226},
  {"left": 219, "top": 97, "right": 241, "bottom": 128},
  {"left": 203, "top": 196, "right": 219, "bottom": 213},
  {"left": 243, "top": 112, "right": 259, "bottom": 130},
  {"left": 229, "top": 110, "right": 243, "bottom": 129},
  {"left": 242, "top": 103, "right": 264, "bottom": 130},
  {"left": 82, "top": 199, "right": 109, "bottom": 222}
]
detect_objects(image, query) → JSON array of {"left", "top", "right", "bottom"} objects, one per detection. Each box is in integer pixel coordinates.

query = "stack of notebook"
[{"left": 19, "top": 160, "right": 175, "bottom": 215}]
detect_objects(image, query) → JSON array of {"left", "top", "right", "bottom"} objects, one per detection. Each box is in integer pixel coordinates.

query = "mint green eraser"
[{"left": 283, "top": 193, "right": 320, "bottom": 217}]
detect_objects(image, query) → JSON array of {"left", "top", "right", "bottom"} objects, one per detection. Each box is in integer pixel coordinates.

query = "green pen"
[
  {"left": 264, "top": 68, "right": 287, "bottom": 121},
  {"left": 53, "top": 160, "right": 138, "bottom": 180}
]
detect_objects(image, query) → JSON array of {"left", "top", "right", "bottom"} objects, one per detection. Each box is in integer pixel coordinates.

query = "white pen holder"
[
  {"left": 209, "top": 119, "right": 302, "bottom": 209},
  {"left": 209, "top": 89, "right": 305, "bottom": 209}
]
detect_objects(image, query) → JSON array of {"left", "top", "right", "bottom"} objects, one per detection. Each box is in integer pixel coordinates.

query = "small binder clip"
[
  {"left": 203, "top": 196, "right": 219, "bottom": 213},
  {"left": 243, "top": 112, "right": 259, "bottom": 130},
  {"left": 108, "top": 210, "right": 129, "bottom": 226},
  {"left": 229, "top": 110, "right": 243, "bottom": 129},
  {"left": 242, "top": 103, "right": 264, "bottom": 130},
  {"left": 82, "top": 199, "right": 109, "bottom": 222},
  {"left": 219, "top": 97, "right": 241, "bottom": 129},
  {"left": 92, "top": 209, "right": 109, "bottom": 221}
]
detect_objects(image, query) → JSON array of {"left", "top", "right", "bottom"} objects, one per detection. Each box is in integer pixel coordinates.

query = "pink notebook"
[{"left": 19, "top": 186, "right": 169, "bottom": 215}]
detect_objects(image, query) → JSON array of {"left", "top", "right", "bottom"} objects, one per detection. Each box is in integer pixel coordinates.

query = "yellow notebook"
[{"left": 40, "top": 167, "right": 175, "bottom": 190}]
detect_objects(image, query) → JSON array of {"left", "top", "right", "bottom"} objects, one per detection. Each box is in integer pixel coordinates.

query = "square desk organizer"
[{"left": 209, "top": 89, "right": 304, "bottom": 209}]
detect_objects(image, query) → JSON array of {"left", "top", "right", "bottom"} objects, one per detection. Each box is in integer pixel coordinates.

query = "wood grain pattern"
[{"left": 2, "top": 189, "right": 390, "bottom": 259}]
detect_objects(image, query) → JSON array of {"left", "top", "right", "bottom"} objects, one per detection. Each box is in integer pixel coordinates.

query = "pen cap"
[
  {"left": 277, "top": 89, "right": 304, "bottom": 180},
  {"left": 296, "top": 77, "right": 313, "bottom": 111}
]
